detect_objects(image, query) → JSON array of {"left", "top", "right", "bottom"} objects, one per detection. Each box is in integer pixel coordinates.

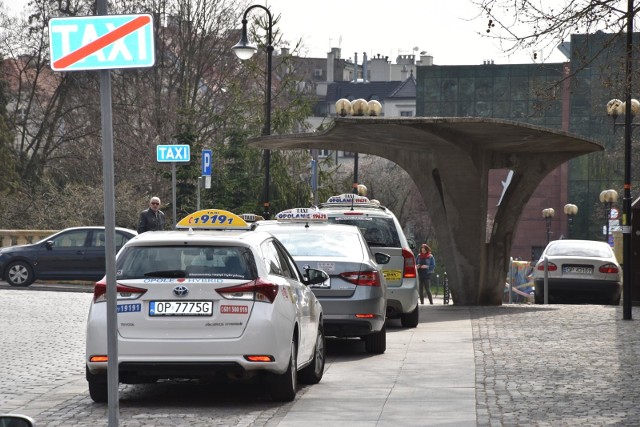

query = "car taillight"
[
  {"left": 341, "top": 211, "right": 364, "bottom": 215},
  {"left": 402, "top": 248, "right": 417, "bottom": 278},
  {"left": 339, "top": 271, "right": 381, "bottom": 286},
  {"left": 536, "top": 262, "right": 558, "bottom": 271},
  {"left": 93, "top": 280, "right": 147, "bottom": 303},
  {"left": 599, "top": 263, "right": 619, "bottom": 274},
  {"left": 217, "top": 278, "right": 279, "bottom": 303}
]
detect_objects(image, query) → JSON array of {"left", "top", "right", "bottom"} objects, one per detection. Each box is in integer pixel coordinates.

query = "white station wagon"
[{"left": 85, "top": 210, "right": 328, "bottom": 402}]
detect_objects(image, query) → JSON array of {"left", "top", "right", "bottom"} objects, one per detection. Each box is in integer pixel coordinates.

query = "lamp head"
[
  {"left": 232, "top": 19, "right": 257, "bottom": 60},
  {"left": 563, "top": 203, "right": 578, "bottom": 216},
  {"left": 600, "top": 189, "right": 619, "bottom": 203},
  {"left": 606, "top": 98, "right": 624, "bottom": 119}
]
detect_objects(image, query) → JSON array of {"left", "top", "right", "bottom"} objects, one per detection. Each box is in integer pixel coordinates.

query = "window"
[
  {"left": 261, "top": 240, "right": 283, "bottom": 276},
  {"left": 318, "top": 149, "right": 331, "bottom": 157},
  {"left": 400, "top": 111, "right": 413, "bottom": 117},
  {"left": 314, "top": 68, "right": 323, "bottom": 77},
  {"left": 52, "top": 230, "right": 89, "bottom": 247}
]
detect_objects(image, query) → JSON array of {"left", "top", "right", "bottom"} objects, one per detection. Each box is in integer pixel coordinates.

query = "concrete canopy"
[{"left": 250, "top": 117, "right": 603, "bottom": 305}]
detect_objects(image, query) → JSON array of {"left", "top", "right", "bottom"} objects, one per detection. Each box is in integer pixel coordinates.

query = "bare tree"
[{"left": 472, "top": 0, "right": 640, "bottom": 62}]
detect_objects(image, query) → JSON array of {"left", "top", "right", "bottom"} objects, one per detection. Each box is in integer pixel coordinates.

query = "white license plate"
[
  {"left": 149, "top": 301, "right": 213, "bottom": 316},
  {"left": 562, "top": 266, "right": 593, "bottom": 274}
]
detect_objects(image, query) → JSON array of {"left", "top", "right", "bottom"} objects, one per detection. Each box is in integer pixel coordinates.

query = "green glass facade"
[{"left": 416, "top": 32, "right": 640, "bottom": 245}]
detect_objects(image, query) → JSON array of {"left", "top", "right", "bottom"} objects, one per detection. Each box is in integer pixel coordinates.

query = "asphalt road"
[{"left": 3, "top": 282, "right": 640, "bottom": 426}]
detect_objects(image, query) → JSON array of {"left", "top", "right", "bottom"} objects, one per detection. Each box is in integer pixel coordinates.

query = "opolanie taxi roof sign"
[{"left": 49, "top": 14, "right": 155, "bottom": 71}]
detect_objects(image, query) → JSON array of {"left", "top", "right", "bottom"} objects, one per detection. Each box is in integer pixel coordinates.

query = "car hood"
[{"left": 0, "top": 243, "right": 41, "bottom": 254}]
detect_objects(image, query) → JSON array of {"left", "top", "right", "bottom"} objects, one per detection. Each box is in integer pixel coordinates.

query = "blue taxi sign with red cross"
[{"left": 49, "top": 14, "right": 155, "bottom": 71}]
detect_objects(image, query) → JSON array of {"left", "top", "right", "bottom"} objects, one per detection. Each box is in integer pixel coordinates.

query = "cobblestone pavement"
[
  {"left": 3, "top": 286, "right": 640, "bottom": 426},
  {"left": 470, "top": 304, "right": 640, "bottom": 427}
]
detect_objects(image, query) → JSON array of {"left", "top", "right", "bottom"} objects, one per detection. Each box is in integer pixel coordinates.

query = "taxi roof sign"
[
  {"left": 326, "top": 194, "right": 371, "bottom": 204},
  {"left": 239, "top": 213, "right": 265, "bottom": 223},
  {"left": 177, "top": 209, "right": 250, "bottom": 230},
  {"left": 275, "top": 208, "right": 328, "bottom": 222}
]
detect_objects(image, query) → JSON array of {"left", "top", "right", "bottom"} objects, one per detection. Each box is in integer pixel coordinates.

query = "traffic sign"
[
  {"left": 610, "top": 208, "right": 619, "bottom": 219},
  {"left": 202, "top": 149, "right": 212, "bottom": 176},
  {"left": 49, "top": 14, "right": 155, "bottom": 71},
  {"left": 157, "top": 145, "right": 190, "bottom": 162}
]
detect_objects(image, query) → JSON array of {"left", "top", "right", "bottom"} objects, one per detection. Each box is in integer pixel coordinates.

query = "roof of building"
[{"left": 388, "top": 74, "right": 416, "bottom": 99}]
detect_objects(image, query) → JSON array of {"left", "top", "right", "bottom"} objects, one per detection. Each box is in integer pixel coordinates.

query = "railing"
[{"left": 0, "top": 230, "right": 59, "bottom": 248}]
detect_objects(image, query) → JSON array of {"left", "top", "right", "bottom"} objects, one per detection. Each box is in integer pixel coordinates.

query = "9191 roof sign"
[{"left": 49, "top": 14, "right": 155, "bottom": 71}]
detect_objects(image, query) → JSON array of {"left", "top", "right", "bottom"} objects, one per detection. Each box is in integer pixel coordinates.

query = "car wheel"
[
  {"left": 364, "top": 322, "right": 386, "bottom": 354},
  {"left": 299, "top": 325, "right": 325, "bottom": 384},
  {"left": 86, "top": 367, "right": 108, "bottom": 403},
  {"left": 401, "top": 303, "right": 419, "bottom": 328},
  {"left": 270, "top": 337, "right": 297, "bottom": 402},
  {"left": 6, "top": 261, "right": 35, "bottom": 287}
]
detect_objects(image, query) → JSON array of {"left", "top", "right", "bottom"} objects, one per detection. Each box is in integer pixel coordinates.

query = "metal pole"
[
  {"left": 196, "top": 177, "right": 201, "bottom": 211},
  {"left": 605, "top": 202, "right": 611, "bottom": 242},
  {"left": 172, "top": 162, "right": 176, "bottom": 229},
  {"left": 546, "top": 217, "right": 551, "bottom": 244},
  {"left": 622, "top": 0, "right": 634, "bottom": 320},
  {"left": 256, "top": 6, "right": 273, "bottom": 220},
  {"left": 353, "top": 152, "right": 359, "bottom": 194},
  {"left": 97, "top": 0, "right": 119, "bottom": 423},
  {"left": 509, "top": 257, "right": 513, "bottom": 304},
  {"left": 543, "top": 256, "right": 549, "bottom": 305}
]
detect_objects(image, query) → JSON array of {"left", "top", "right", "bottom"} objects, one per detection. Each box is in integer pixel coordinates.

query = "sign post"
[{"left": 49, "top": 8, "right": 155, "bottom": 426}]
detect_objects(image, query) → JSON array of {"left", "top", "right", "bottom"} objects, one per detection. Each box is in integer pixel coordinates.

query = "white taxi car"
[{"left": 85, "top": 210, "right": 328, "bottom": 402}]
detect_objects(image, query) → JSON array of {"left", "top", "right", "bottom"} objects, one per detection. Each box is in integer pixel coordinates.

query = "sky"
[
  {"left": 266, "top": 0, "right": 569, "bottom": 65},
  {"left": 4, "top": 0, "right": 570, "bottom": 66}
]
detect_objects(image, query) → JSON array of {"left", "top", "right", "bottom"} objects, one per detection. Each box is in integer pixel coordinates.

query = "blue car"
[{"left": 0, "top": 226, "right": 136, "bottom": 287}]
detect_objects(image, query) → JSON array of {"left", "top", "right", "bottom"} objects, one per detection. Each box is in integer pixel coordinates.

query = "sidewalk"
[{"left": 275, "top": 301, "right": 476, "bottom": 426}]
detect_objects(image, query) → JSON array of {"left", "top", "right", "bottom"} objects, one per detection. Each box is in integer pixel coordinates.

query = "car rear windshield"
[
  {"left": 546, "top": 243, "right": 612, "bottom": 258},
  {"left": 266, "top": 229, "right": 367, "bottom": 258},
  {"left": 116, "top": 246, "right": 255, "bottom": 280},
  {"left": 326, "top": 216, "right": 400, "bottom": 247}
]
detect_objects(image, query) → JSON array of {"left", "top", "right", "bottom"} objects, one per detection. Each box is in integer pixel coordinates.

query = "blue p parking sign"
[{"left": 202, "top": 150, "right": 212, "bottom": 176}]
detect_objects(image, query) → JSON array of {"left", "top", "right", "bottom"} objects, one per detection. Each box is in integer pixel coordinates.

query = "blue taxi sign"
[
  {"left": 157, "top": 144, "right": 190, "bottom": 162},
  {"left": 49, "top": 14, "right": 155, "bottom": 71},
  {"left": 177, "top": 209, "right": 250, "bottom": 229},
  {"left": 275, "top": 208, "right": 328, "bottom": 221}
]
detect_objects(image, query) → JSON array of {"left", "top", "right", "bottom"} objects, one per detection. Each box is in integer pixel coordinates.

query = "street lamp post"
[
  {"left": 563, "top": 204, "right": 578, "bottom": 239},
  {"left": 599, "top": 189, "right": 619, "bottom": 242},
  {"left": 232, "top": 4, "right": 274, "bottom": 219},
  {"left": 542, "top": 208, "right": 555, "bottom": 245},
  {"left": 604, "top": 0, "right": 634, "bottom": 320}
]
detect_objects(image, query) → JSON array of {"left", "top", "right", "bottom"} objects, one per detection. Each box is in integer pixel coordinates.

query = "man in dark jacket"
[{"left": 138, "top": 196, "right": 165, "bottom": 233}]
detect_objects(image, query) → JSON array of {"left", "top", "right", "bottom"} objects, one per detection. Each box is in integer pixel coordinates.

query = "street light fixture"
[
  {"left": 542, "top": 208, "right": 555, "bottom": 245},
  {"left": 232, "top": 4, "right": 274, "bottom": 219},
  {"left": 563, "top": 203, "right": 578, "bottom": 239},
  {"left": 599, "top": 189, "right": 618, "bottom": 242}
]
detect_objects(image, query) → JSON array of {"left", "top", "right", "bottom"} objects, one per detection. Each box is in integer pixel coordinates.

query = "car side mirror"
[
  {"left": 375, "top": 252, "right": 391, "bottom": 265},
  {"left": 305, "top": 268, "right": 329, "bottom": 285},
  {"left": 0, "top": 414, "right": 36, "bottom": 427},
  {"left": 45, "top": 241, "right": 54, "bottom": 250}
]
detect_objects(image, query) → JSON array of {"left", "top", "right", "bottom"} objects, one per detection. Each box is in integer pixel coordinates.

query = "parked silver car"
[
  {"left": 533, "top": 239, "right": 622, "bottom": 305},
  {"left": 317, "top": 194, "right": 419, "bottom": 327},
  {"left": 254, "top": 209, "right": 390, "bottom": 354}
]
